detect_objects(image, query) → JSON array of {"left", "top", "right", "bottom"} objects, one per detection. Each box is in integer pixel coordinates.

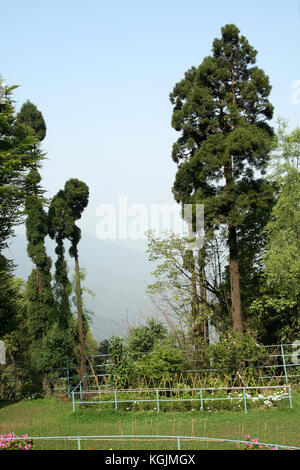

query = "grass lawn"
[{"left": 0, "top": 387, "right": 299, "bottom": 450}]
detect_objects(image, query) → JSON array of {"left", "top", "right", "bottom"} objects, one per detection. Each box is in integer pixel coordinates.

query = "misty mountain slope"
[{"left": 4, "top": 234, "right": 155, "bottom": 341}]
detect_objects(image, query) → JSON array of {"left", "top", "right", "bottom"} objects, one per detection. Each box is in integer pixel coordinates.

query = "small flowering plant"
[
  {"left": 209, "top": 330, "right": 268, "bottom": 373},
  {"left": 0, "top": 433, "right": 33, "bottom": 450},
  {"left": 237, "top": 434, "right": 277, "bottom": 450}
]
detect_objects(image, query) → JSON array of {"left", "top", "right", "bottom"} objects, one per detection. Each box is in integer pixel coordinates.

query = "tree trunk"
[
  {"left": 199, "top": 269, "right": 209, "bottom": 343},
  {"left": 36, "top": 267, "right": 42, "bottom": 294},
  {"left": 74, "top": 255, "right": 88, "bottom": 391},
  {"left": 224, "top": 153, "right": 243, "bottom": 333},
  {"left": 198, "top": 248, "right": 209, "bottom": 343},
  {"left": 190, "top": 253, "right": 203, "bottom": 340},
  {"left": 228, "top": 225, "right": 243, "bottom": 333}
]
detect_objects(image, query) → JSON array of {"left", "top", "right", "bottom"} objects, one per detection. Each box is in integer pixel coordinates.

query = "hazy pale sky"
[{"left": 1, "top": 0, "right": 300, "bottom": 238}]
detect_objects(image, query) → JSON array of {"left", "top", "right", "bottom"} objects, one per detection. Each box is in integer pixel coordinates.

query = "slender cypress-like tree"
[
  {"left": 48, "top": 179, "right": 89, "bottom": 385},
  {"left": 48, "top": 190, "right": 72, "bottom": 329},
  {"left": 63, "top": 179, "right": 89, "bottom": 387},
  {"left": 16, "top": 101, "right": 55, "bottom": 341},
  {"left": 25, "top": 170, "right": 55, "bottom": 341},
  {"left": 170, "top": 24, "right": 274, "bottom": 332}
]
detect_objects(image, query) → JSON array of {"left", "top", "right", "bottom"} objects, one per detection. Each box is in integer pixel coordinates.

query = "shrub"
[
  {"left": 132, "top": 340, "right": 184, "bottom": 384},
  {"left": 209, "top": 330, "right": 268, "bottom": 375}
]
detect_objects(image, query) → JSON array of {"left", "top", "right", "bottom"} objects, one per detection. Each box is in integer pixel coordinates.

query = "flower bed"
[
  {"left": 0, "top": 433, "right": 33, "bottom": 450},
  {"left": 74, "top": 385, "right": 290, "bottom": 413}
]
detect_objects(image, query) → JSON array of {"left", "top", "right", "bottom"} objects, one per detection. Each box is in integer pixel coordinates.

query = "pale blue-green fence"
[
  {"left": 1, "top": 343, "right": 299, "bottom": 400},
  {"left": 2, "top": 434, "right": 300, "bottom": 450},
  {"left": 71, "top": 383, "right": 292, "bottom": 414}
]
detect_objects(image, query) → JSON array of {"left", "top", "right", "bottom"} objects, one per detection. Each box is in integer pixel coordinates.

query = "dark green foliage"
[
  {"left": 53, "top": 239, "right": 72, "bottom": 328},
  {"left": 48, "top": 190, "right": 72, "bottom": 328},
  {"left": 49, "top": 179, "right": 89, "bottom": 265},
  {"left": 98, "top": 339, "right": 110, "bottom": 356},
  {"left": 25, "top": 172, "right": 55, "bottom": 342},
  {"left": 127, "top": 318, "right": 168, "bottom": 357},
  {"left": 106, "top": 319, "right": 184, "bottom": 386},
  {"left": 25, "top": 195, "right": 49, "bottom": 265},
  {"left": 16, "top": 100, "right": 46, "bottom": 142},
  {"left": 63, "top": 179, "right": 89, "bottom": 258},
  {"left": 29, "top": 321, "right": 77, "bottom": 372},
  {"left": 108, "top": 336, "right": 130, "bottom": 388},
  {"left": 1, "top": 277, "right": 29, "bottom": 362},
  {"left": 26, "top": 267, "right": 54, "bottom": 342},
  {"left": 132, "top": 339, "right": 184, "bottom": 383},
  {"left": 170, "top": 22, "right": 274, "bottom": 232}
]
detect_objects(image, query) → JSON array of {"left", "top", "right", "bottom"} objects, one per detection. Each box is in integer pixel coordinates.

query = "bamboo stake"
[
  {"left": 191, "top": 418, "right": 195, "bottom": 450},
  {"left": 282, "top": 425, "right": 286, "bottom": 446},
  {"left": 264, "top": 421, "right": 267, "bottom": 442}
]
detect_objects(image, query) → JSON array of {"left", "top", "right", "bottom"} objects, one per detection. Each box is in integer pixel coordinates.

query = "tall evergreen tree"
[
  {"left": 170, "top": 24, "right": 274, "bottom": 332},
  {"left": 16, "top": 101, "right": 55, "bottom": 342},
  {"left": 48, "top": 190, "right": 72, "bottom": 329},
  {"left": 61, "top": 179, "right": 89, "bottom": 386},
  {"left": 25, "top": 170, "right": 55, "bottom": 342}
]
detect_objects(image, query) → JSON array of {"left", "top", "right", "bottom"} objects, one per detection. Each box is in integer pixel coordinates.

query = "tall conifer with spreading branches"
[{"left": 170, "top": 24, "right": 274, "bottom": 332}]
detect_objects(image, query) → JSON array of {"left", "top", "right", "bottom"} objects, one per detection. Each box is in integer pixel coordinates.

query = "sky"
[
  {"left": 1, "top": 0, "right": 300, "bottom": 240},
  {"left": 1, "top": 1, "right": 300, "bottom": 336}
]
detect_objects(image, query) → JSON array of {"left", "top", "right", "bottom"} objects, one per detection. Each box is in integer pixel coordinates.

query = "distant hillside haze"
[{"left": 5, "top": 233, "right": 155, "bottom": 341}]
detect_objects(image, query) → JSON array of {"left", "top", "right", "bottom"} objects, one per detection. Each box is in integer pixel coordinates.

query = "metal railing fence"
[
  {"left": 1, "top": 343, "right": 299, "bottom": 400},
  {"left": 71, "top": 383, "right": 293, "bottom": 414},
  {"left": 2, "top": 434, "right": 300, "bottom": 451}
]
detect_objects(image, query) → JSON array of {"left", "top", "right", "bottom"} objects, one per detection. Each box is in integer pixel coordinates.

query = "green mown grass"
[{"left": 0, "top": 387, "right": 299, "bottom": 450}]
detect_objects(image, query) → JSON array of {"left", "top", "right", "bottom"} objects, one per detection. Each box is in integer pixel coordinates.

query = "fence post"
[
  {"left": 77, "top": 436, "right": 81, "bottom": 450},
  {"left": 66, "top": 357, "right": 70, "bottom": 397},
  {"left": 280, "top": 344, "right": 289, "bottom": 384},
  {"left": 114, "top": 390, "right": 118, "bottom": 411},
  {"left": 156, "top": 389, "right": 160, "bottom": 414},
  {"left": 199, "top": 388, "right": 203, "bottom": 411},
  {"left": 177, "top": 436, "right": 181, "bottom": 450},
  {"left": 72, "top": 391, "right": 75, "bottom": 413},
  {"left": 79, "top": 381, "right": 82, "bottom": 401},
  {"left": 288, "top": 385, "right": 293, "bottom": 409},
  {"left": 243, "top": 388, "right": 247, "bottom": 414}
]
